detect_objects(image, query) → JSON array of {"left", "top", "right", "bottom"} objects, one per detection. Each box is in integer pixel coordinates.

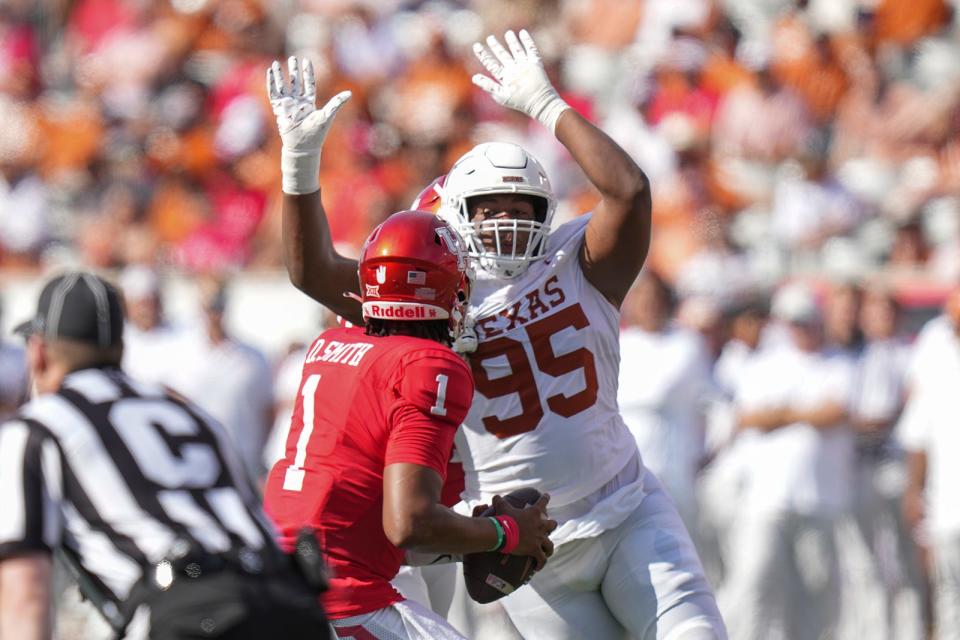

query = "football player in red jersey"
[{"left": 263, "top": 211, "right": 556, "bottom": 640}]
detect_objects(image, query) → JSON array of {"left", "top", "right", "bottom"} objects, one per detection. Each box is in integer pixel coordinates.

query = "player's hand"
[
  {"left": 266, "top": 56, "right": 351, "bottom": 194},
  {"left": 492, "top": 492, "right": 557, "bottom": 570},
  {"left": 471, "top": 30, "right": 569, "bottom": 133}
]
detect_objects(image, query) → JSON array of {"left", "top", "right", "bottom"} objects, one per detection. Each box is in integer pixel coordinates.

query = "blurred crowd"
[
  {"left": 618, "top": 273, "right": 960, "bottom": 639},
  {"left": 3, "top": 0, "right": 960, "bottom": 638},
  {"left": 0, "top": 0, "right": 958, "bottom": 290}
]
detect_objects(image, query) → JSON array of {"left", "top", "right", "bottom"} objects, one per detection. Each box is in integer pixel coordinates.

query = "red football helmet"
[
  {"left": 409, "top": 175, "right": 447, "bottom": 214},
  {"left": 358, "top": 210, "right": 472, "bottom": 340}
]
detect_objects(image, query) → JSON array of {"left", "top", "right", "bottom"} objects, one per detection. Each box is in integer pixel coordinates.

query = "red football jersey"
[{"left": 263, "top": 326, "right": 473, "bottom": 619}]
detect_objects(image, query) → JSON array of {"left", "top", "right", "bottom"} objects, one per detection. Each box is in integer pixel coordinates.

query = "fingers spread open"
[
  {"left": 504, "top": 30, "right": 526, "bottom": 62},
  {"left": 471, "top": 73, "right": 501, "bottom": 98},
  {"left": 266, "top": 65, "right": 276, "bottom": 100},
  {"left": 288, "top": 56, "right": 301, "bottom": 97},
  {"left": 271, "top": 60, "right": 285, "bottom": 97},
  {"left": 321, "top": 90, "right": 352, "bottom": 119},
  {"left": 302, "top": 58, "right": 316, "bottom": 103},
  {"left": 473, "top": 42, "right": 503, "bottom": 80},
  {"left": 486, "top": 34, "right": 514, "bottom": 67},
  {"left": 519, "top": 29, "right": 541, "bottom": 62}
]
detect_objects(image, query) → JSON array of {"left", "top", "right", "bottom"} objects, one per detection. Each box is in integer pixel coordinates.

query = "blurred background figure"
[
  {"left": 825, "top": 280, "right": 865, "bottom": 356},
  {"left": 698, "top": 296, "right": 771, "bottom": 584},
  {"left": 844, "top": 284, "right": 924, "bottom": 640},
  {"left": 617, "top": 270, "right": 714, "bottom": 530},
  {"left": 0, "top": 296, "right": 28, "bottom": 420},
  {"left": 263, "top": 306, "right": 339, "bottom": 472},
  {"left": 899, "top": 285, "right": 960, "bottom": 640},
  {"left": 120, "top": 265, "right": 187, "bottom": 387},
  {"left": 720, "top": 282, "right": 855, "bottom": 640},
  {"left": 714, "top": 297, "right": 771, "bottom": 404},
  {"left": 166, "top": 275, "right": 274, "bottom": 484}
]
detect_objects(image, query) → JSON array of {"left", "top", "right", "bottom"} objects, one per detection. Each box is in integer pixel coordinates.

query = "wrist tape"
[{"left": 281, "top": 147, "right": 321, "bottom": 195}]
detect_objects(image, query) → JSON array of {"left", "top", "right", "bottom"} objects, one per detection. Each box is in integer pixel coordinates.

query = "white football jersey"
[{"left": 455, "top": 215, "right": 641, "bottom": 510}]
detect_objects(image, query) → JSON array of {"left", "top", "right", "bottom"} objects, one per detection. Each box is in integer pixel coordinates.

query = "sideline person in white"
[
  {"left": 164, "top": 276, "right": 274, "bottom": 484},
  {"left": 0, "top": 301, "right": 28, "bottom": 421},
  {"left": 618, "top": 270, "right": 714, "bottom": 529},
  {"left": 268, "top": 27, "right": 726, "bottom": 640},
  {"left": 898, "top": 285, "right": 960, "bottom": 640},
  {"left": 719, "top": 282, "right": 855, "bottom": 640},
  {"left": 698, "top": 297, "right": 770, "bottom": 586},
  {"left": 119, "top": 266, "right": 188, "bottom": 388},
  {"left": 843, "top": 285, "right": 924, "bottom": 640}
]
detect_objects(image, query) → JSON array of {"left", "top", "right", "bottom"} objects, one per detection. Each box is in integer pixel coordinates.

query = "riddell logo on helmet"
[
  {"left": 367, "top": 304, "right": 442, "bottom": 319},
  {"left": 502, "top": 176, "right": 525, "bottom": 183}
]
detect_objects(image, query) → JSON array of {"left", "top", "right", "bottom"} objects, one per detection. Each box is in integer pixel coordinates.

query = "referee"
[{"left": 0, "top": 272, "right": 330, "bottom": 639}]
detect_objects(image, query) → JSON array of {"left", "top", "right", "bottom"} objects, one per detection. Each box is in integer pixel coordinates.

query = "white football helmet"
[{"left": 437, "top": 142, "right": 556, "bottom": 279}]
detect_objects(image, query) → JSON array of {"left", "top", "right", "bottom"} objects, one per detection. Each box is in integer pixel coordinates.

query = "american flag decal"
[{"left": 407, "top": 270, "right": 427, "bottom": 285}]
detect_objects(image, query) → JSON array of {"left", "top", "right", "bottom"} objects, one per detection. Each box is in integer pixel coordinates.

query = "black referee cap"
[{"left": 14, "top": 272, "right": 124, "bottom": 348}]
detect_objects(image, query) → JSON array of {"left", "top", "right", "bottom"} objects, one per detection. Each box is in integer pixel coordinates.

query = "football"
[{"left": 462, "top": 488, "right": 542, "bottom": 604}]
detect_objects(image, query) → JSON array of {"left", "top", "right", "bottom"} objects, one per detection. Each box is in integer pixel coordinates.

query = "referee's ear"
[
  {"left": 24, "top": 334, "right": 51, "bottom": 395},
  {"left": 25, "top": 333, "right": 48, "bottom": 373}
]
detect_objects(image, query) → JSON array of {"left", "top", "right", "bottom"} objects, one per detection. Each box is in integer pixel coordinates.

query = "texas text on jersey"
[
  {"left": 263, "top": 325, "right": 473, "bottom": 619},
  {"left": 455, "top": 214, "right": 644, "bottom": 540}
]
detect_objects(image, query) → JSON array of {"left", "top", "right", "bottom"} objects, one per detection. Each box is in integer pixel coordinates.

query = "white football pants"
[
  {"left": 391, "top": 564, "right": 458, "bottom": 619},
  {"left": 496, "top": 472, "right": 726, "bottom": 640},
  {"left": 330, "top": 599, "right": 465, "bottom": 640}
]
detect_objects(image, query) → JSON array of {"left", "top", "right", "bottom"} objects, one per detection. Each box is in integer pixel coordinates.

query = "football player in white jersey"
[{"left": 267, "top": 29, "right": 726, "bottom": 640}]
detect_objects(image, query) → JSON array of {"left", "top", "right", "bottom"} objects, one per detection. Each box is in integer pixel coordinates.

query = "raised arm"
[
  {"left": 267, "top": 57, "right": 363, "bottom": 324},
  {"left": 281, "top": 192, "right": 363, "bottom": 323},
  {"left": 557, "top": 111, "right": 651, "bottom": 307},
  {"left": 472, "top": 30, "right": 651, "bottom": 307}
]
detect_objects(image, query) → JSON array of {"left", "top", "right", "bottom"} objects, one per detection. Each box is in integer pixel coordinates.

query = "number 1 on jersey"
[
  {"left": 283, "top": 373, "right": 322, "bottom": 492},
  {"left": 430, "top": 374, "right": 449, "bottom": 416}
]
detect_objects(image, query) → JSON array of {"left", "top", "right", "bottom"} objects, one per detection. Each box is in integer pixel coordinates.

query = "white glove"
[
  {"left": 266, "top": 56, "right": 351, "bottom": 195},
  {"left": 471, "top": 30, "right": 570, "bottom": 133}
]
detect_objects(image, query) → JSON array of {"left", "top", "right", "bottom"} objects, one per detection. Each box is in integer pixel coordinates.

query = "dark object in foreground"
[{"left": 463, "top": 488, "right": 542, "bottom": 603}]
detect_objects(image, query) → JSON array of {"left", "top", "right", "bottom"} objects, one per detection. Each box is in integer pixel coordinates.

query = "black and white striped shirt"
[{"left": 0, "top": 366, "right": 279, "bottom": 605}]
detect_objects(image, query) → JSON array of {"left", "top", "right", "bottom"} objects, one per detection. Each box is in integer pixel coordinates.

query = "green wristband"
[{"left": 486, "top": 516, "right": 505, "bottom": 552}]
